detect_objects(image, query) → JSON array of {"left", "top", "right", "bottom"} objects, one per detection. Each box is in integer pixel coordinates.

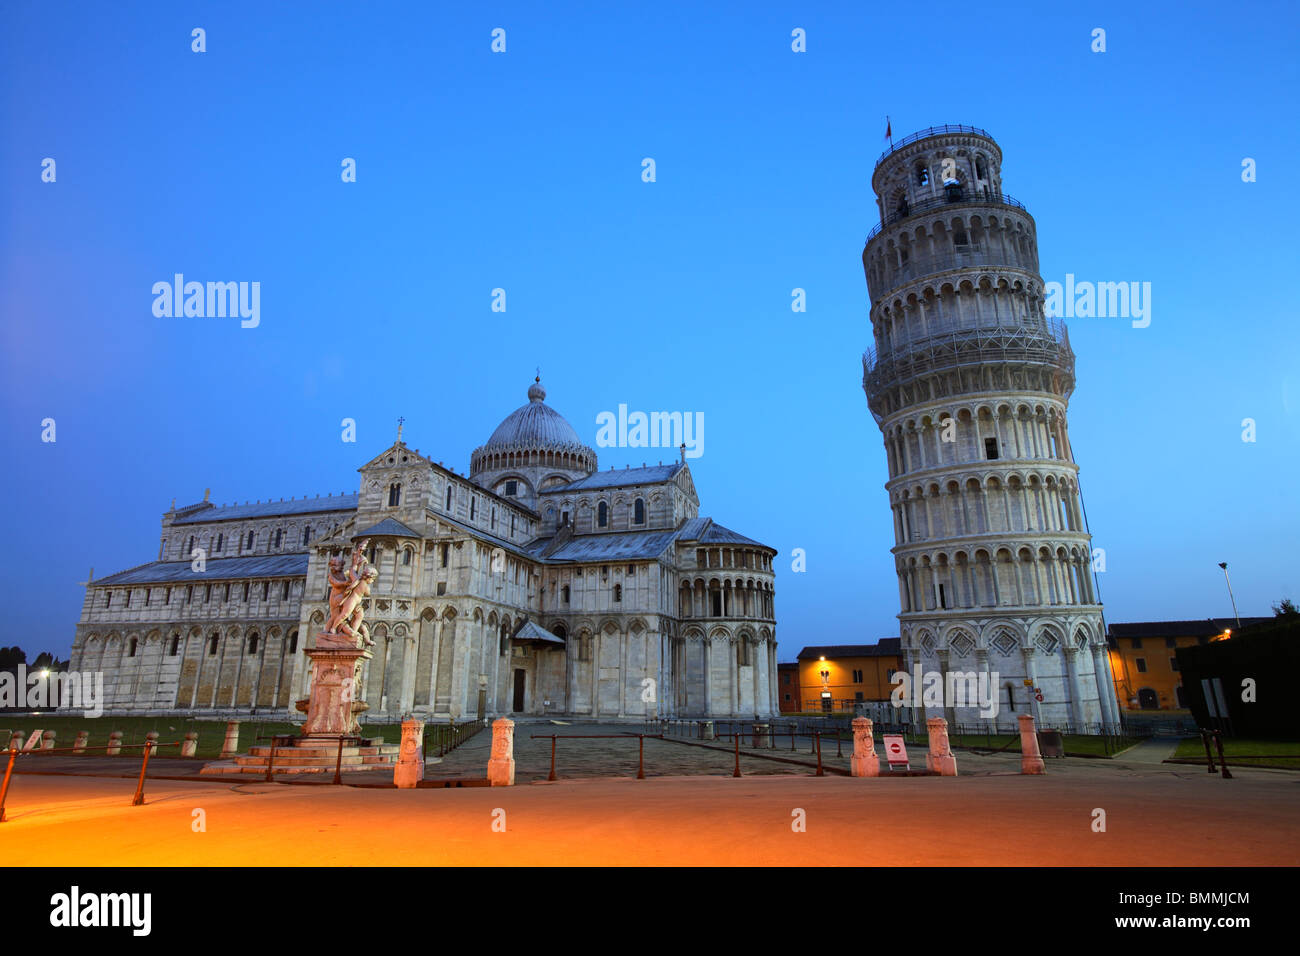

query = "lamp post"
[{"left": 1218, "top": 562, "right": 1242, "bottom": 632}]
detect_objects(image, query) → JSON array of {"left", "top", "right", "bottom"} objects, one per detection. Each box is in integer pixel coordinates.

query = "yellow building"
[
  {"left": 790, "top": 641, "right": 903, "bottom": 713},
  {"left": 1106, "top": 618, "right": 1268, "bottom": 710}
]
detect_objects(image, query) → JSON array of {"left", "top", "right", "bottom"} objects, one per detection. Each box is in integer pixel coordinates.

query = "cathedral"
[{"left": 67, "top": 379, "right": 779, "bottom": 721}]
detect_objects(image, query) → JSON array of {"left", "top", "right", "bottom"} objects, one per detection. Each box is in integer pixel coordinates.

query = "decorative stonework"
[{"left": 861, "top": 127, "right": 1118, "bottom": 734}]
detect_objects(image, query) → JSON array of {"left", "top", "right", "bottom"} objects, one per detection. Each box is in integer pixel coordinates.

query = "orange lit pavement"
[{"left": 1, "top": 764, "right": 1297, "bottom": 866}]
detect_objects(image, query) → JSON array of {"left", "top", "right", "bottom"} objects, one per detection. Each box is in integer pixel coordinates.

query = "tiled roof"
[
  {"left": 93, "top": 554, "right": 309, "bottom": 585},
  {"left": 548, "top": 463, "right": 682, "bottom": 492},
  {"left": 1107, "top": 618, "right": 1270, "bottom": 638},
  {"left": 526, "top": 530, "right": 680, "bottom": 562},
  {"left": 354, "top": 517, "right": 421, "bottom": 539},
  {"left": 512, "top": 620, "right": 566, "bottom": 645},
  {"left": 796, "top": 640, "right": 902, "bottom": 660},
  {"left": 171, "top": 493, "right": 359, "bottom": 525},
  {"left": 699, "top": 522, "right": 767, "bottom": 547}
]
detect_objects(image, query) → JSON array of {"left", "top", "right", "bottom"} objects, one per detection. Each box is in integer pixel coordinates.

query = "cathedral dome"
[
  {"left": 483, "top": 379, "right": 582, "bottom": 450},
  {"left": 470, "top": 378, "right": 597, "bottom": 481}
]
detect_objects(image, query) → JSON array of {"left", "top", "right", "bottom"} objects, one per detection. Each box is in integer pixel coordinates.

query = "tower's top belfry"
[
  {"left": 861, "top": 124, "right": 1073, "bottom": 427},
  {"left": 870, "top": 125, "right": 1004, "bottom": 230}
]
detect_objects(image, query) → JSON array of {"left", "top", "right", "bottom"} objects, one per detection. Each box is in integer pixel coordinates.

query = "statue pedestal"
[{"left": 300, "top": 636, "right": 371, "bottom": 738}]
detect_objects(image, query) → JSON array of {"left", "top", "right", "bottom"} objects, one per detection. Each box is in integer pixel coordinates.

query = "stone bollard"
[
  {"left": 1018, "top": 713, "right": 1045, "bottom": 774},
  {"left": 752, "top": 723, "right": 770, "bottom": 749},
  {"left": 700, "top": 720, "right": 715, "bottom": 741},
  {"left": 8, "top": 731, "right": 23, "bottom": 752},
  {"left": 106, "top": 731, "right": 123, "bottom": 756},
  {"left": 40, "top": 730, "right": 57, "bottom": 751},
  {"left": 925, "top": 717, "right": 958, "bottom": 776},
  {"left": 487, "top": 718, "right": 515, "bottom": 786},
  {"left": 220, "top": 721, "right": 241, "bottom": 759},
  {"left": 144, "top": 731, "right": 159, "bottom": 753},
  {"left": 394, "top": 719, "right": 425, "bottom": 789},
  {"left": 73, "top": 731, "right": 89, "bottom": 754},
  {"left": 850, "top": 717, "right": 880, "bottom": 777},
  {"left": 180, "top": 732, "right": 198, "bottom": 758}
]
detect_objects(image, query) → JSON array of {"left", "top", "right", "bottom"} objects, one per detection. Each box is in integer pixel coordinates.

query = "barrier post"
[
  {"left": 1213, "top": 731, "right": 1233, "bottom": 780},
  {"left": 131, "top": 739, "right": 155, "bottom": 806},
  {"left": 0, "top": 749, "right": 17, "bottom": 823}
]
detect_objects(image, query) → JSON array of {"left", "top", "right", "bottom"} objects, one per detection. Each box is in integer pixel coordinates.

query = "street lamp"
[{"left": 1218, "top": 562, "right": 1242, "bottom": 632}]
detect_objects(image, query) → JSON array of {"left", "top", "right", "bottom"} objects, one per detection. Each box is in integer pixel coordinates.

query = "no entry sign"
[{"left": 882, "top": 734, "right": 909, "bottom": 769}]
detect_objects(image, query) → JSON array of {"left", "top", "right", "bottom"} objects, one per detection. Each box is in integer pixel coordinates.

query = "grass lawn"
[
  {"left": 0, "top": 715, "right": 411, "bottom": 760},
  {"left": 1172, "top": 737, "right": 1300, "bottom": 769}
]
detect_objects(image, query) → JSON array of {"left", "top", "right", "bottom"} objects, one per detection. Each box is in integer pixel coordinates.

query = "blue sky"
[{"left": 2, "top": 1, "right": 1297, "bottom": 661}]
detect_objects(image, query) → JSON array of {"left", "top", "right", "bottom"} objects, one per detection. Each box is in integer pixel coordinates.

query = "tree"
[
  {"left": 1273, "top": 598, "right": 1299, "bottom": 619},
  {"left": 0, "top": 646, "right": 26, "bottom": 669}
]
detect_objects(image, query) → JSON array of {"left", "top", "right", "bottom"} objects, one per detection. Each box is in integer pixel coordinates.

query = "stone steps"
[{"left": 199, "top": 737, "right": 400, "bottom": 776}]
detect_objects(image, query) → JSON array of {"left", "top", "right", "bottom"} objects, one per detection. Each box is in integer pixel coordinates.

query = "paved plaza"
[{"left": 2, "top": 725, "right": 1296, "bottom": 866}]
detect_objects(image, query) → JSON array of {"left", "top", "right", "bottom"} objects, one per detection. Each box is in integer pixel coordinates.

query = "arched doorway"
[{"left": 1137, "top": 687, "right": 1159, "bottom": 710}]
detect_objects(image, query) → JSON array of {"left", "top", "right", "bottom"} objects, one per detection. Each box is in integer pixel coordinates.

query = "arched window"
[
  {"left": 215, "top": 533, "right": 223, "bottom": 552},
  {"left": 402, "top": 547, "right": 412, "bottom": 566},
  {"left": 916, "top": 164, "right": 929, "bottom": 186},
  {"left": 613, "top": 584, "right": 622, "bottom": 602},
  {"left": 367, "top": 544, "right": 377, "bottom": 564},
  {"left": 598, "top": 501, "right": 608, "bottom": 527},
  {"left": 208, "top": 635, "right": 219, "bottom": 656},
  {"left": 562, "top": 585, "right": 571, "bottom": 604},
  {"left": 282, "top": 581, "right": 290, "bottom": 600},
  {"left": 446, "top": 485, "right": 453, "bottom": 510},
  {"left": 975, "top": 155, "right": 988, "bottom": 180},
  {"left": 247, "top": 633, "right": 259, "bottom": 655},
  {"left": 388, "top": 483, "right": 401, "bottom": 507},
  {"left": 168, "top": 635, "right": 179, "bottom": 656},
  {"left": 470, "top": 498, "right": 476, "bottom": 520},
  {"left": 634, "top": 498, "right": 645, "bottom": 524},
  {"left": 288, "top": 631, "right": 298, "bottom": 654},
  {"left": 262, "top": 581, "right": 269, "bottom": 600},
  {"left": 242, "top": 582, "right": 250, "bottom": 601},
  {"left": 246, "top": 530, "right": 255, "bottom": 550},
  {"left": 491, "top": 507, "right": 496, "bottom": 530},
  {"left": 187, "top": 536, "right": 195, "bottom": 554},
  {"left": 273, "top": 528, "right": 282, "bottom": 548},
  {"left": 128, "top": 637, "right": 137, "bottom": 657},
  {"left": 302, "top": 527, "right": 311, "bottom": 545}
]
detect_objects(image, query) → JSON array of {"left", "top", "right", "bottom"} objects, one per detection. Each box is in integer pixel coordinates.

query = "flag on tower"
[{"left": 885, "top": 116, "right": 892, "bottom": 141}]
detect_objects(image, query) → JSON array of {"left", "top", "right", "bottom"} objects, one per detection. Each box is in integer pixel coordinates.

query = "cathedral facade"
[{"left": 67, "top": 379, "right": 779, "bottom": 721}]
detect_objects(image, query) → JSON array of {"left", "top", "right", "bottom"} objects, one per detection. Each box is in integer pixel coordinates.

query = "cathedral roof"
[
  {"left": 480, "top": 378, "right": 588, "bottom": 452},
  {"left": 171, "top": 492, "right": 359, "bottom": 524},
  {"left": 524, "top": 529, "right": 681, "bottom": 563},
  {"left": 512, "top": 620, "right": 566, "bottom": 645},
  {"left": 354, "top": 517, "right": 421, "bottom": 539},
  {"left": 93, "top": 553, "right": 309, "bottom": 585},
  {"left": 549, "top": 463, "right": 683, "bottom": 492}
]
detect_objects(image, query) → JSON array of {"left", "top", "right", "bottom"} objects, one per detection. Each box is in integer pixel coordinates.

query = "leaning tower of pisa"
[{"left": 860, "top": 125, "right": 1119, "bottom": 733}]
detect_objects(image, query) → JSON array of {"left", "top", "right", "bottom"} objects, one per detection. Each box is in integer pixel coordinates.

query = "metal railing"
[
  {"left": 863, "top": 319, "right": 1074, "bottom": 395},
  {"left": 530, "top": 733, "right": 664, "bottom": 781},
  {"left": 424, "top": 718, "right": 486, "bottom": 758},
  {"left": 0, "top": 740, "right": 181, "bottom": 822},
  {"left": 866, "top": 191, "right": 1028, "bottom": 243},
  {"left": 875, "top": 125, "right": 995, "bottom": 165},
  {"left": 871, "top": 249, "right": 1041, "bottom": 294}
]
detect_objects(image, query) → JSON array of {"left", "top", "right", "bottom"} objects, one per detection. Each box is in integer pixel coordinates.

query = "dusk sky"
[{"left": 3, "top": 1, "right": 1297, "bottom": 661}]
